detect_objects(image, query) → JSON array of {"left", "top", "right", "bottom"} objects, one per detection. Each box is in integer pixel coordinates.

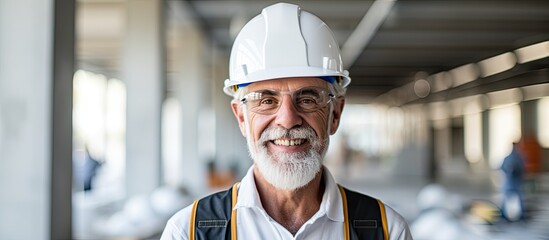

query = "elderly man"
[{"left": 161, "top": 3, "right": 412, "bottom": 240}]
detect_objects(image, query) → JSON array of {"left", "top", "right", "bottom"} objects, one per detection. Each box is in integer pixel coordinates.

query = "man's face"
[{"left": 231, "top": 77, "right": 345, "bottom": 190}]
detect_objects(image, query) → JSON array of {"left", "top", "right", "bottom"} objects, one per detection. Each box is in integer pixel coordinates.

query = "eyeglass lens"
[{"left": 241, "top": 87, "right": 333, "bottom": 114}]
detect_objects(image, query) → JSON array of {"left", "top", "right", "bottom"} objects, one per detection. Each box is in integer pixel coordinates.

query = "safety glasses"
[{"left": 240, "top": 86, "right": 334, "bottom": 115}]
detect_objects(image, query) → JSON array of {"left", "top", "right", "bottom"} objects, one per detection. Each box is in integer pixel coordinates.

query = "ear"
[
  {"left": 329, "top": 96, "right": 345, "bottom": 135},
  {"left": 231, "top": 100, "right": 248, "bottom": 137}
]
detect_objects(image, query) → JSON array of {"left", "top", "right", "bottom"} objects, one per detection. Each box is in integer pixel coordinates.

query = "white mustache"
[{"left": 259, "top": 126, "right": 317, "bottom": 143}]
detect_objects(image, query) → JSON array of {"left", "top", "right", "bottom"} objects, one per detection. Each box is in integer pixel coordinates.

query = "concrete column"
[
  {"left": 431, "top": 119, "right": 453, "bottom": 179},
  {"left": 123, "top": 0, "right": 164, "bottom": 196},
  {"left": 211, "top": 48, "right": 251, "bottom": 178},
  {"left": 0, "top": 0, "right": 74, "bottom": 239},
  {"left": 521, "top": 100, "right": 538, "bottom": 135},
  {"left": 482, "top": 109, "right": 491, "bottom": 168},
  {"left": 170, "top": 22, "right": 208, "bottom": 195},
  {"left": 51, "top": 1, "right": 75, "bottom": 239}
]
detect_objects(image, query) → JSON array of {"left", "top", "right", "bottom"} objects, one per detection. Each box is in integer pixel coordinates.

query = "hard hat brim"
[{"left": 223, "top": 66, "right": 350, "bottom": 96}]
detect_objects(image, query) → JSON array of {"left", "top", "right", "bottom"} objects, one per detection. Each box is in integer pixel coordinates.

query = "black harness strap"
[
  {"left": 342, "top": 187, "right": 387, "bottom": 240},
  {"left": 192, "top": 186, "right": 233, "bottom": 240},
  {"left": 190, "top": 184, "right": 387, "bottom": 240}
]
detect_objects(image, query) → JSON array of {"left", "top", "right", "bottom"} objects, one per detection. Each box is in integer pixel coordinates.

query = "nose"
[{"left": 273, "top": 95, "right": 302, "bottom": 129}]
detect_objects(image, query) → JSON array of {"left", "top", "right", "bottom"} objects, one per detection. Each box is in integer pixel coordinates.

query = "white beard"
[{"left": 248, "top": 126, "right": 327, "bottom": 191}]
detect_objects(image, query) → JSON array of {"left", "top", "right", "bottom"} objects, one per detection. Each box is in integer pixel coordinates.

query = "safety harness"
[{"left": 189, "top": 183, "right": 389, "bottom": 240}]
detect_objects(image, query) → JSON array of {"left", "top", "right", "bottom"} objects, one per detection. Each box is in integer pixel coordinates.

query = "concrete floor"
[{"left": 331, "top": 163, "right": 549, "bottom": 240}]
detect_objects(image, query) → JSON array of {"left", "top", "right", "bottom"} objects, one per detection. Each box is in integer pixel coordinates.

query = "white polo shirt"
[{"left": 160, "top": 166, "right": 413, "bottom": 240}]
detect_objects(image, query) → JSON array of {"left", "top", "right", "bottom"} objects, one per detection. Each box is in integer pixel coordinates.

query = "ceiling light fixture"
[
  {"left": 478, "top": 52, "right": 516, "bottom": 78},
  {"left": 514, "top": 40, "right": 549, "bottom": 64}
]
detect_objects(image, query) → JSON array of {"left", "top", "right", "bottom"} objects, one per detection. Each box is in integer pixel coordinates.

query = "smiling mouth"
[{"left": 272, "top": 138, "right": 306, "bottom": 146}]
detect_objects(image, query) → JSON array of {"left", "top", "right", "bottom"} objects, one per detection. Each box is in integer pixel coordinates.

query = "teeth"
[{"left": 273, "top": 139, "right": 305, "bottom": 146}]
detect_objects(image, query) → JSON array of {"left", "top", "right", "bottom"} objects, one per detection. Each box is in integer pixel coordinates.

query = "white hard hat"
[{"left": 223, "top": 3, "right": 351, "bottom": 96}]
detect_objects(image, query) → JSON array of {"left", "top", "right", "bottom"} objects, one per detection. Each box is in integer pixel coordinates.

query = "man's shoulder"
[{"left": 161, "top": 203, "right": 193, "bottom": 240}]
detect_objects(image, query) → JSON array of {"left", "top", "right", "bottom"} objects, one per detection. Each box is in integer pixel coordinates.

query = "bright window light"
[
  {"left": 464, "top": 112, "right": 483, "bottom": 164},
  {"left": 73, "top": 70, "right": 126, "bottom": 194},
  {"left": 162, "top": 98, "right": 182, "bottom": 187},
  {"left": 73, "top": 70, "right": 107, "bottom": 155},
  {"left": 489, "top": 104, "right": 521, "bottom": 169},
  {"left": 104, "top": 78, "right": 126, "bottom": 191},
  {"left": 339, "top": 104, "right": 406, "bottom": 156},
  {"left": 538, "top": 97, "right": 549, "bottom": 147}
]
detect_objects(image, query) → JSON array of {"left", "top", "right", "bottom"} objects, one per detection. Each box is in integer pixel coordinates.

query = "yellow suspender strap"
[
  {"left": 377, "top": 199, "right": 389, "bottom": 240},
  {"left": 189, "top": 199, "right": 199, "bottom": 240},
  {"left": 230, "top": 182, "right": 239, "bottom": 240},
  {"left": 338, "top": 185, "right": 351, "bottom": 240}
]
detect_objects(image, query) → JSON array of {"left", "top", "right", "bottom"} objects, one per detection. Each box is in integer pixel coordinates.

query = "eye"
[
  {"left": 259, "top": 98, "right": 274, "bottom": 105},
  {"left": 260, "top": 97, "right": 277, "bottom": 105},
  {"left": 298, "top": 97, "right": 317, "bottom": 105}
]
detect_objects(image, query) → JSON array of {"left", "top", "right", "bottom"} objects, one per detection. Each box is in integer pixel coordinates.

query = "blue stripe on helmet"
[{"left": 236, "top": 76, "right": 337, "bottom": 89}]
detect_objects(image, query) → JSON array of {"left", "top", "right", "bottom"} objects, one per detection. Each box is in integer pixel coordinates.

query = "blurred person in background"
[
  {"left": 500, "top": 142, "right": 525, "bottom": 221},
  {"left": 161, "top": 3, "right": 412, "bottom": 240},
  {"left": 73, "top": 144, "right": 103, "bottom": 192}
]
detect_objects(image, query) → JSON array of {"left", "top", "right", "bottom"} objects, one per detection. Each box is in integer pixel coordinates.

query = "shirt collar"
[
  {"left": 234, "top": 166, "right": 263, "bottom": 209},
  {"left": 321, "top": 166, "right": 345, "bottom": 222},
  {"left": 234, "top": 165, "right": 344, "bottom": 222}
]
